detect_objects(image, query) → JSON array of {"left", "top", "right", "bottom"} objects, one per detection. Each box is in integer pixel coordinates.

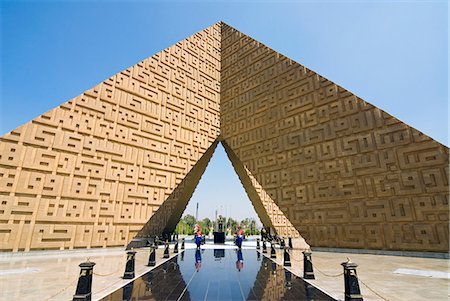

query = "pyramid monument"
[{"left": 0, "top": 22, "right": 447, "bottom": 254}]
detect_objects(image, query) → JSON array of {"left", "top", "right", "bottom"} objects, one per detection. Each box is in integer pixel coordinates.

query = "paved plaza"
[{"left": 0, "top": 237, "right": 448, "bottom": 300}]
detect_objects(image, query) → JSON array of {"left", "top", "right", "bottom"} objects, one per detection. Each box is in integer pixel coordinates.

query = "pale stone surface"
[
  {"left": 264, "top": 247, "right": 450, "bottom": 301},
  {"left": 1, "top": 239, "right": 448, "bottom": 301},
  {"left": 0, "top": 246, "right": 181, "bottom": 301}
]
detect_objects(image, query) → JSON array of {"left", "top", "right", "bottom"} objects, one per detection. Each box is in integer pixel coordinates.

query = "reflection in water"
[
  {"left": 100, "top": 255, "right": 190, "bottom": 301},
  {"left": 214, "top": 249, "right": 225, "bottom": 259},
  {"left": 248, "top": 252, "right": 335, "bottom": 301},
  {"left": 271, "top": 261, "right": 277, "bottom": 275},
  {"left": 145, "top": 271, "right": 153, "bottom": 293},
  {"left": 101, "top": 249, "right": 336, "bottom": 301},
  {"left": 122, "top": 282, "right": 133, "bottom": 301},
  {"left": 195, "top": 249, "right": 202, "bottom": 272},
  {"left": 305, "top": 281, "right": 316, "bottom": 300},
  {"left": 285, "top": 270, "right": 292, "bottom": 289},
  {"left": 235, "top": 249, "right": 244, "bottom": 272}
]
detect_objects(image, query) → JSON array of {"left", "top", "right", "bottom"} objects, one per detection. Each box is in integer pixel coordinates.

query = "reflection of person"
[
  {"left": 194, "top": 225, "right": 202, "bottom": 249},
  {"left": 195, "top": 249, "right": 202, "bottom": 272},
  {"left": 235, "top": 249, "right": 244, "bottom": 272},
  {"left": 235, "top": 226, "right": 244, "bottom": 249}
]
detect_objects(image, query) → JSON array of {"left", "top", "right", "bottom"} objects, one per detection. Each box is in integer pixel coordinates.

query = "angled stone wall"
[
  {"left": 220, "top": 23, "right": 449, "bottom": 252},
  {"left": 1, "top": 22, "right": 448, "bottom": 253},
  {"left": 0, "top": 24, "right": 221, "bottom": 251},
  {"left": 223, "top": 140, "right": 299, "bottom": 238}
]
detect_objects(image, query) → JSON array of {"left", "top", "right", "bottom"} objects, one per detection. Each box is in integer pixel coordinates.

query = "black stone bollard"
[
  {"left": 283, "top": 248, "right": 291, "bottom": 267},
  {"left": 288, "top": 237, "right": 293, "bottom": 249},
  {"left": 174, "top": 241, "right": 179, "bottom": 253},
  {"left": 257, "top": 251, "right": 261, "bottom": 261},
  {"left": 181, "top": 238, "right": 185, "bottom": 250},
  {"left": 123, "top": 251, "right": 137, "bottom": 279},
  {"left": 341, "top": 259, "right": 363, "bottom": 301},
  {"left": 280, "top": 239, "right": 285, "bottom": 249},
  {"left": 147, "top": 244, "right": 156, "bottom": 266},
  {"left": 256, "top": 238, "right": 260, "bottom": 249},
  {"left": 163, "top": 241, "right": 170, "bottom": 258},
  {"left": 262, "top": 240, "right": 267, "bottom": 253},
  {"left": 303, "top": 251, "right": 315, "bottom": 279},
  {"left": 181, "top": 251, "right": 185, "bottom": 261},
  {"left": 73, "top": 261, "right": 95, "bottom": 301},
  {"left": 270, "top": 243, "right": 276, "bottom": 259}
]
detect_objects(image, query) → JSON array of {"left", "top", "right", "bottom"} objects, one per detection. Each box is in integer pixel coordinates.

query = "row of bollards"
[
  {"left": 72, "top": 237, "right": 186, "bottom": 301},
  {"left": 257, "top": 237, "right": 363, "bottom": 301}
]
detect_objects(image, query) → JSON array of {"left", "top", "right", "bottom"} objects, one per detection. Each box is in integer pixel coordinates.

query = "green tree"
[
  {"left": 176, "top": 220, "right": 190, "bottom": 235},
  {"left": 183, "top": 214, "right": 196, "bottom": 228},
  {"left": 227, "top": 217, "right": 238, "bottom": 233},
  {"left": 202, "top": 217, "right": 212, "bottom": 229}
]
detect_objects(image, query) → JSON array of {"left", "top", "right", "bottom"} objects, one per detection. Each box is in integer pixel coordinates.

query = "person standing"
[
  {"left": 235, "top": 226, "right": 244, "bottom": 249},
  {"left": 194, "top": 225, "right": 202, "bottom": 249}
]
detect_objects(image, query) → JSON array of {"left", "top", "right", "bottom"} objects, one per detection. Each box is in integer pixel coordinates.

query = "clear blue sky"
[{"left": 1, "top": 1, "right": 448, "bottom": 222}]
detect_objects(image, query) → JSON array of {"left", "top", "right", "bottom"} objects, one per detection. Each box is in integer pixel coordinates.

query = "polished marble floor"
[
  {"left": 101, "top": 249, "right": 335, "bottom": 301},
  {"left": 1, "top": 237, "right": 448, "bottom": 300}
]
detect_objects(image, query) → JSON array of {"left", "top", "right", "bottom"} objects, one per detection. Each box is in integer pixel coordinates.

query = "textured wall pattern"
[
  {"left": 132, "top": 140, "right": 218, "bottom": 242},
  {"left": 246, "top": 168, "right": 299, "bottom": 238},
  {"left": 223, "top": 140, "right": 299, "bottom": 238},
  {"left": 0, "top": 24, "right": 221, "bottom": 251},
  {"left": 220, "top": 24, "right": 449, "bottom": 252},
  {"left": 1, "top": 22, "right": 448, "bottom": 253}
]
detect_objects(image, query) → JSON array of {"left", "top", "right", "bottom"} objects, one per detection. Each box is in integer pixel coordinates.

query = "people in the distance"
[
  {"left": 194, "top": 225, "right": 202, "bottom": 250},
  {"left": 236, "top": 249, "right": 244, "bottom": 272},
  {"left": 235, "top": 225, "right": 244, "bottom": 249}
]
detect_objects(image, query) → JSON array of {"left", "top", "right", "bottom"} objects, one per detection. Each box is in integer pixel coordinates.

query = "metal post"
[
  {"left": 174, "top": 241, "right": 179, "bottom": 253},
  {"left": 163, "top": 240, "right": 170, "bottom": 258},
  {"left": 303, "top": 251, "right": 315, "bottom": 279},
  {"left": 283, "top": 248, "right": 291, "bottom": 266},
  {"left": 147, "top": 244, "right": 156, "bottom": 266},
  {"left": 256, "top": 238, "right": 260, "bottom": 249},
  {"left": 341, "top": 259, "right": 363, "bottom": 301},
  {"left": 123, "top": 251, "right": 137, "bottom": 279},
  {"left": 181, "top": 238, "right": 185, "bottom": 250},
  {"left": 270, "top": 242, "right": 276, "bottom": 259},
  {"left": 262, "top": 240, "right": 267, "bottom": 253},
  {"left": 280, "top": 238, "right": 285, "bottom": 249},
  {"left": 288, "top": 237, "right": 293, "bottom": 249},
  {"left": 73, "top": 261, "right": 95, "bottom": 301}
]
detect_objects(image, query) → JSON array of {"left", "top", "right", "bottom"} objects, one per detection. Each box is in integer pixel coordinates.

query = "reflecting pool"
[{"left": 101, "top": 249, "right": 336, "bottom": 300}]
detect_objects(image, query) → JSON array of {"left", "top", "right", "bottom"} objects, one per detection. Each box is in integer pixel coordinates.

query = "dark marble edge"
[
  {"left": 256, "top": 250, "right": 339, "bottom": 301},
  {"left": 97, "top": 249, "right": 186, "bottom": 300}
]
